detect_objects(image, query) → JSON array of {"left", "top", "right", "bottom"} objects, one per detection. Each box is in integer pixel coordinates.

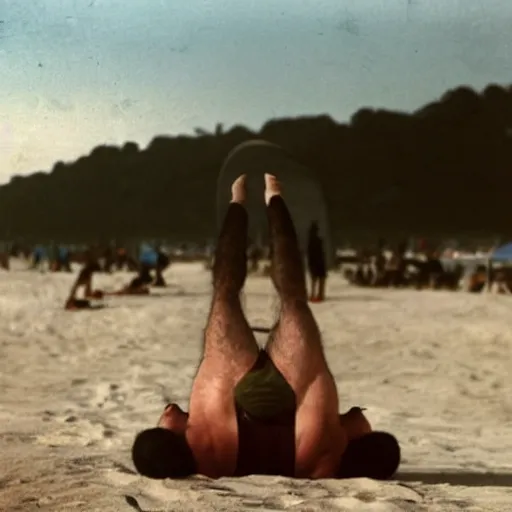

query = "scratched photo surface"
[{"left": 1, "top": 1, "right": 512, "bottom": 511}]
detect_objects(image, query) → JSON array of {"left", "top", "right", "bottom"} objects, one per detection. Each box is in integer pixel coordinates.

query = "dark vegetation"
[{"left": 1, "top": 83, "right": 512, "bottom": 244}]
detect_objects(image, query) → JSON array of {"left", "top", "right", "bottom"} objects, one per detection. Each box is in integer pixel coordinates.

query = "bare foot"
[
  {"left": 230, "top": 174, "right": 247, "bottom": 204},
  {"left": 264, "top": 173, "right": 282, "bottom": 206}
]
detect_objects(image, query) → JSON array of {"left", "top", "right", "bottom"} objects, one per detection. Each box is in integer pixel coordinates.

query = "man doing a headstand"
[{"left": 131, "top": 174, "right": 399, "bottom": 479}]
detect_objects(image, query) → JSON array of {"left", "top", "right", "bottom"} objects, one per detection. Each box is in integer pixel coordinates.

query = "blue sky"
[{"left": 0, "top": 0, "right": 511, "bottom": 183}]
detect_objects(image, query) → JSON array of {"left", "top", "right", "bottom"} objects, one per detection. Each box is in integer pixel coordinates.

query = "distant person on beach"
[
  {"left": 138, "top": 244, "right": 169, "bottom": 287},
  {"left": 140, "top": 244, "right": 158, "bottom": 269},
  {"left": 54, "top": 245, "right": 71, "bottom": 272},
  {"left": 64, "top": 260, "right": 103, "bottom": 310},
  {"left": 115, "top": 247, "right": 128, "bottom": 270},
  {"left": 154, "top": 247, "right": 170, "bottom": 287},
  {"left": 0, "top": 248, "right": 9, "bottom": 270},
  {"left": 113, "top": 271, "right": 151, "bottom": 296},
  {"left": 32, "top": 245, "right": 47, "bottom": 269},
  {"left": 131, "top": 174, "right": 399, "bottom": 480},
  {"left": 372, "top": 238, "right": 387, "bottom": 286},
  {"left": 106, "top": 265, "right": 153, "bottom": 296},
  {"left": 102, "top": 245, "right": 115, "bottom": 273},
  {"left": 307, "top": 221, "right": 327, "bottom": 302},
  {"left": 104, "top": 247, "right": 170, "bottom": 296}
]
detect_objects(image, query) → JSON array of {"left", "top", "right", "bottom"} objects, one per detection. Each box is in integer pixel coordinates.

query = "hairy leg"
[
  {"left": 192, "top": 175, "right": 259, "bottom": 395},
  {"left": 264, "top": 174, "right": 333, "bottom": 394},
  {"left": 187, "top": 176, "right": 260, "bottom": 479},
  {"left": 263, "top": 174, "right": 341, "bottom": 476}
]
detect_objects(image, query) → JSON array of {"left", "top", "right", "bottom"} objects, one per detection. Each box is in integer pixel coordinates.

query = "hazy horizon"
[{"left": 1, "top": 0, "right": 511, "bottom": 184}]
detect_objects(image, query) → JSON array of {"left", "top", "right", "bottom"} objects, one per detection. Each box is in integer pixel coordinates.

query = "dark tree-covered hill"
[{"left": 1, "top": 82, "right": 512, "bottom": 244}]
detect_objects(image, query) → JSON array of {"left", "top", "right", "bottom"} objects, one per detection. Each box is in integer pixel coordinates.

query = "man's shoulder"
[
  {"left": 186, "top": 420, "right": 239, "bottom": 478},
  {"left": 295, "top": 418, "right": 347, "bottom": 478}
]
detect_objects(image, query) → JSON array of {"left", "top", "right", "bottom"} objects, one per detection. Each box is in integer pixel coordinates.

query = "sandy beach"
[{"left": 1, "top": 262, "right": 511, "bottom": 511}]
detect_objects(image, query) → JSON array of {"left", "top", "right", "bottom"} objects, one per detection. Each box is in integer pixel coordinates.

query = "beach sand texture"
[{"left": 1, "top": 262, "right": 512, "bottom": 511}]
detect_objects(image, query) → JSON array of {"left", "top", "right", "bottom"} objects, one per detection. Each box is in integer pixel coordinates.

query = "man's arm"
[
  {"left": 295, "top": 404, "right": 347, "bottom": 478},
  {"left": 187, "top": 378, "right": 239, "bottom": 478},
  {"left": 339, "top": 407, "right": 372, "bottom": 441}
]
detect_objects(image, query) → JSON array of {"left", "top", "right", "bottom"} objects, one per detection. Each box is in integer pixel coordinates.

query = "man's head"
[{"left": 131, "top": 404, "right": 196, "bottom": 479}]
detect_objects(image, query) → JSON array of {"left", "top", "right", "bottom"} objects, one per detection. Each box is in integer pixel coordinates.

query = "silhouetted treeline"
[{"left": 1, "top": 83, "right": 512, "bottom": 243}]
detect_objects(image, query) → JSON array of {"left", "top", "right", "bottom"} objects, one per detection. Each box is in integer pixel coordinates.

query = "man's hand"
[{"left": 339, "top": 406, "right": 372, "bottom": 441}]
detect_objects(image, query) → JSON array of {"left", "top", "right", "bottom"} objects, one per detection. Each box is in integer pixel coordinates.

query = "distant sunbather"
[
  {"left": 64, "top": 261, "right": 103, "bottom": 310},
  {"left": 106, "top": 265, "right": 153, "bottom": 296}
]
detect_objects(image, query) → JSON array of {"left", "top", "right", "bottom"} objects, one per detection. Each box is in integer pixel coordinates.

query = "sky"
[{"left": 0, "top": 0, "right": 511, "bottom": 183}]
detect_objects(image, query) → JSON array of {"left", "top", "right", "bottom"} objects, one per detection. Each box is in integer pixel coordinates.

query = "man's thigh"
[{"left": 293, "top": 372, "right": 345, "bottom": 478}]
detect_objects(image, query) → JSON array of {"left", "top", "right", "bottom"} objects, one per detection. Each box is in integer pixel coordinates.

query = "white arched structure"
[{"left": 217, "top": 140, "right": 334, "bottom": 268}]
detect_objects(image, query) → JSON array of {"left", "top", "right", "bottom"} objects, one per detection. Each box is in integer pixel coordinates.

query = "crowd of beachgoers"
[{"left": 1, "top": 235, "right": 509, "bottom": 300}]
